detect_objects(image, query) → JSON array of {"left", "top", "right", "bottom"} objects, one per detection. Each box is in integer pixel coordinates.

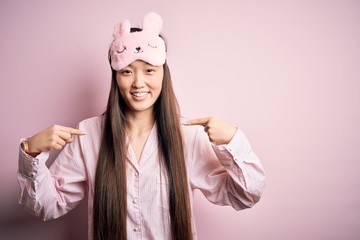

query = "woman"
[{"left": 18, "top": 12, "right": 266, "bottom": 240}]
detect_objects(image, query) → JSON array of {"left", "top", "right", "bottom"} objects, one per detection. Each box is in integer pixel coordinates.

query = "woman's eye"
[
  {"left": 146, "top": 69, "right": 155, "bottom": 73},
  {"left": 120, "top": 70, "right": 132, "bottom": 75}
]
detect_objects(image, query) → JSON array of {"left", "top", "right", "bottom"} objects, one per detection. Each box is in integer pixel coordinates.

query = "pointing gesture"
[
  {"left": 183, "top": 117, "right": 237, "bottom": 145},
  {"left": 26, "top": 125, "right": 85, "bottom": 155}
]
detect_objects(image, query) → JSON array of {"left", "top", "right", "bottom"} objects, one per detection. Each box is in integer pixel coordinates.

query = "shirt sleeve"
[
  {"left": 189, "top": 127, "right": 266, "bottom": 210},
  {"left": 17, "top": 128, "right": 87, "bottom": 221}
]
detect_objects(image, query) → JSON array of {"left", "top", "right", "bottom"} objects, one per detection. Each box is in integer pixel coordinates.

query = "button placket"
[
  {"left": 29, "top": 172, "right": 36, "bottom": 179},
  {"left": 133, "top": 225, "right": 141, "bottom": 232},
  {"left": 133, "top": 170, "right": 142, "bottom": 230}
]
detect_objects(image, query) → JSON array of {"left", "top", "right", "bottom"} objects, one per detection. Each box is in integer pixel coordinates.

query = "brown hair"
[{"left": 93, "top": 30, "right": 192, "bottom": 240}]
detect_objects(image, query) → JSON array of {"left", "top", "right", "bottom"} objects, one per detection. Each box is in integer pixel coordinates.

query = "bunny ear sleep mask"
[{"left": 110, "top": 12, "right": 166, "bottom": 71}]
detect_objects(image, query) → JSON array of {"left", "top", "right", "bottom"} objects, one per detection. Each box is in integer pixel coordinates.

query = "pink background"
[{"left": 1, "top": 0, "right": 359, "bottom": 239}]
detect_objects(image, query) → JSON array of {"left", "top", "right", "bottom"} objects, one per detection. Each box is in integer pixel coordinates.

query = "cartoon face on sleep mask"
[{"left": 110, "top": 12, "right": 166, "bottom": 71}]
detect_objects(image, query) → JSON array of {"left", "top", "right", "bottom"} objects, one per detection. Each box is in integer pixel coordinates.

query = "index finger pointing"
[
  {"left": 62, "top": 127, "right": 86, "bottom": 135},
  {"left": 182, "top": 118, "right": 209, "bottom": 126}
]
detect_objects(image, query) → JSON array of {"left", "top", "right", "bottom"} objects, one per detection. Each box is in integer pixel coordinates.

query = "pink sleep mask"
[{"left": 110, "top": 12, "right": 166, "bottom": 71}]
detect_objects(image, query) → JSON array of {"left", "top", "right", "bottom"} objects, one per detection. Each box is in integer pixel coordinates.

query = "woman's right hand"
[{"left": 26, "top": 125, "right": 85, "bottom": 154}]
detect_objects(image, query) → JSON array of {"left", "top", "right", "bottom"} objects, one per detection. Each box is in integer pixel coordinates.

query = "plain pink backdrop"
[{"left": 1, "top": 0, "right": 359, "bottom": 239}]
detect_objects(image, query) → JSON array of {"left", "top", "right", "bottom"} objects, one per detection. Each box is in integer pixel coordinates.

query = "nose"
[
  {"left": 132, "top": 72, "right": 145, "bottom": 88},
  {"left": 136, "top": 47, "right": 141, "bottom": 52}
]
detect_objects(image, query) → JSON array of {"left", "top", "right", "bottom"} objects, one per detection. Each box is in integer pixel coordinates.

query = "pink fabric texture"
[
  {"left": 110, "top": 12, "right": 167, "bottom": 70},
  {"left": 18, "top": 116, "right": 266, "bottom": 239}
]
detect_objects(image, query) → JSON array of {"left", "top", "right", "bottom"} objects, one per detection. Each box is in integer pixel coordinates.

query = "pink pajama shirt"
[{"left": 18, "top": 116, "right": 266, "bottom": 239}]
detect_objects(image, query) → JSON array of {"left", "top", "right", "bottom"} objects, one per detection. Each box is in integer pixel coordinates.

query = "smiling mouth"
[{"left": 131, "top": 91, "right": 149, "bottom": 98}]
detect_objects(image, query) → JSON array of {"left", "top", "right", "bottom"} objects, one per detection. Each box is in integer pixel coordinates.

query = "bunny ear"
[
  {"left": 142, "top": 12, "right": 163, "bottom": 34},
  {"left": 113, "top": 19, "right": 131, "bottom": 38}
]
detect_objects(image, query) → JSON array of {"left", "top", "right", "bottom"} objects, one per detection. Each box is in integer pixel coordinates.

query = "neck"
[{"left": 125, "top": 109, "right": 155, "bottom": 137}]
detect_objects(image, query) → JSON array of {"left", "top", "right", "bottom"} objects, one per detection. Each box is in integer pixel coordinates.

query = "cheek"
[
  {"left": 116, "top": 77, "right": 130, "bottom": 92},
  {"left": 116, "top": 80, "right": 123, "bottom": 92},
  {"left": 116, "top": 82, "right": 131, "bottom": 101},
  {"left": 154, "top": 77, "right": 163, "bottom": 93},
  {"left": 154, "top": 71, "right": 164, "bottom": 91}
]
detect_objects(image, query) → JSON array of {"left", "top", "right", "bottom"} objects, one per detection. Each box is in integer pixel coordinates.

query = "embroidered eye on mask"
[{"left": 110, "top": 12, "right": 166, "bottom": 71}]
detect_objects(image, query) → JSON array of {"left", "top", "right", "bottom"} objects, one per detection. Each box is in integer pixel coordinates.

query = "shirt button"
[
  {"left": 32, "top": 161, "right": 38, "bottom": 166},
  {"left": 29, "top": 172, "right": 36, "bottom": 178},
  {"left": 134, "top": 172, "right": 139, "bottom": 177},
  {"left": 134, "top": 226, "right": 140, "bottom": 232},
  {"left": 133, "top": 199, "right": 138, "bottom": 204}
]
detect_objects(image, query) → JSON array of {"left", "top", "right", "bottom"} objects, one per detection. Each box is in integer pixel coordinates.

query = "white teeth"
[{"left": 132, "top": 92, "right": 148, "bottom": 97}]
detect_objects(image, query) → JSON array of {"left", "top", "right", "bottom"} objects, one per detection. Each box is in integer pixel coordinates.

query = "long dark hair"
[{"left": 93, "top": 29, "right": 192, "bottom": 240}]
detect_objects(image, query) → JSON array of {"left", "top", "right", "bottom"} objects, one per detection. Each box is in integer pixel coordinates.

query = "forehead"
[{"left": 125, "top": 60, "right": 159, "bottom": 68}]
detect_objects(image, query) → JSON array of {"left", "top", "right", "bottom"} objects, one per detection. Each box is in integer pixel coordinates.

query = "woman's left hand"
[{"left": 183, "top": 117, "right": 237, "bottom": 145}]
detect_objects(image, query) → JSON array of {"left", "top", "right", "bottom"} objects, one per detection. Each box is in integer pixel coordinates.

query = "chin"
[{"left": 130, "top": 104, "right": 154, "bottom": 113}]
